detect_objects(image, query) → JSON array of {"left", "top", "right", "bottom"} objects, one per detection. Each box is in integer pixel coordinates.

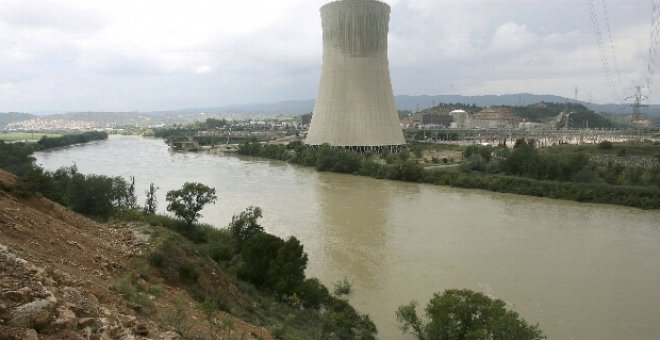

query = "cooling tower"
[{"left": 306, "top": 0, "right": 405, "bottom": 151}]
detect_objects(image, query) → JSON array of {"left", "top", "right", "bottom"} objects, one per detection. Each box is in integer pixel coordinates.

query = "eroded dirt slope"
[{"left": 0, "top": 170, "right": 270, "bottom": 339}]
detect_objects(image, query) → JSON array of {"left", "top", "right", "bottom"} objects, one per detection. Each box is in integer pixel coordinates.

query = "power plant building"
[{"left": 305, "top": 0, "right": 405, "bottom": 151}]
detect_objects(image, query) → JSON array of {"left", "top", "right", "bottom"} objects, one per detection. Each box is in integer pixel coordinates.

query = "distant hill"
[
  {"left": 151, "top": 94, "right": 579, "bottom": 116},
  {"left": 0, "top": 112, "right": 35, "bottom": 128},
  {"left": 394, "top": 93, "right": 576, "bottom": 111},
  {"left": 413, "top": 101, "right": 614, "bottom": 128},
  {"left": 5, "top": 94, "right": 655, "bottom": 129},
  {"left": 149, "top": 100, "right": 316, "bottom": 116}
]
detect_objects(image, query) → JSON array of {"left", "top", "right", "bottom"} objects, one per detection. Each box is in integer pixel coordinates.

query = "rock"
[
  {"left": 78, "top": 317, "right": 98, "bottom": 328},
  {"left": 121, "top": 314, "right": 137, "bottom": 327},
  {"left": 133, "top": 323, "right": 149, "bottom": 336},
  {"left": 23, "top": 328, "right": 39, "bottom": 340},
  {"left": 0, "top": 325, "right": 39, "bottom": 340},
  {"left": 1, "top": 290, "right": 28, "bottom": 303},
  {"left": 49, "top": 306, "right": 77, "bottom": 332},
  {"left": 8, "top": 296, "right": 57, "bottom": 329},
  {"left": 63, "top": 287, "right": 99, "bottom": 317},
  {"left": 160, "top": 331, "right": 181, "bottom": 340}
]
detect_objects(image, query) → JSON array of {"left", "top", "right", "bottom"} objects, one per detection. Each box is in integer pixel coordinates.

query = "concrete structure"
[
  {"left": 417, "top": 112, "right": 453, "bottom": 128},
  {"left": 449, "top": 109, "right": 472, "bottom": 129},
  {"left": 306, "top": 0, "right": 405, "bottom": 151},
  {"left": 473, "top": 107, "right": 522, "bottom": 129}
]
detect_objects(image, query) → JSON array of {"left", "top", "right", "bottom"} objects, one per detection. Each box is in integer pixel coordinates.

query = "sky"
[{"left": 0, "top": 0, "right": 657, "bottom": 113}]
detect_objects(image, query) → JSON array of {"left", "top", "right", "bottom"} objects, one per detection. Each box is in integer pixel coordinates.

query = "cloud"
[
  {"left": 490, "top": 21, "right": 538, "bottom": 52},
  {"left": 0, "top": 0, "right": 108, "bottom": 33},
  {"left": 0, "top": 0, "right": 657, "bottom": 111},
  {"left": 194, "top": 65, "right": 211, "bottom": 74}
]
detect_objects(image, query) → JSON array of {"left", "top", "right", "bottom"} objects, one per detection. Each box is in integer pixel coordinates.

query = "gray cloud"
[{"left": 0, "top": 0, "right": 657, "bottom": 112}]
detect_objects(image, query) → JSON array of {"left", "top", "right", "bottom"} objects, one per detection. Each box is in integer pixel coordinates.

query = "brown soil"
[{"left": 0, "top": 169, "right": 271, "bottom": 339}]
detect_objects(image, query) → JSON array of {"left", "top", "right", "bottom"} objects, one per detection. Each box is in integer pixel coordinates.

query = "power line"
[
  {"left": 587, "top": 0, "right": 620, "bottom": 103},
  {"left": 600, "top": 0, "right": 623, "bottom": 91}
]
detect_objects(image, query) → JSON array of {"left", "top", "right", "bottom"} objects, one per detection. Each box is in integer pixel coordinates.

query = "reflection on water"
[
  {"left": 34, "top": 135, "right": 660, "bottom": 340},
  {"left": 315, "top": 172, "right": 396, "bottom": 287}
]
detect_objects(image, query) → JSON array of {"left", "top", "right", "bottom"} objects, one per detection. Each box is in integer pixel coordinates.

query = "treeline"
[
  {"left": 0, "top": 131, "right": 108, "bottom": 169},
  {"left": 238, "top": 141, "right": 660, "bottom": 209},
  {"left": 462, "top": 140, "right": 660, "bottom": 187},
  {"left": 37, "top": 130, "right": 108, "bottom": 149},
  {"left": 240, "top": 141, "right": 426, "bottom": 181},
  {"left": 152, "top": 118, "right": 228, "bottom": 142}
]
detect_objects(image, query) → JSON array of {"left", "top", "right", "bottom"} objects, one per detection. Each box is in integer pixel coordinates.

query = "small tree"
[
  {"left": 228, "top": 206, "right": 264, "bottom": 251},
  {"left": 143, "top": 182, "right": 158, "bottom": 215},
  {"left": 396, "top": 289, "right": 545, "bottom": 340},
  {"left": 268, "top": 236, "right": 308, "bottom": 296},
  {"left": 166, "top": 182, "right": 217, "bottom": 225}
]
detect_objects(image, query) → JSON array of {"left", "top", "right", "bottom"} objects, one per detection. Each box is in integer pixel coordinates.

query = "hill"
[
  {"left": 0, "top": 169, "right": 271, "bottom": 339},
  {"left": 6, "top": 94, "right": 652, "bottom": 128},
  {"left": 0, "top": 113, "right": 35, "bottom": 129},
  {"left": 415, "top": 101, "right": 614, "bottom": 128}
]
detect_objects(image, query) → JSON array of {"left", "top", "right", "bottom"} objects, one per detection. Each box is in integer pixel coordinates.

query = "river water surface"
[{"left": 34, "top": 135, "right": 660, "bottom": 339}]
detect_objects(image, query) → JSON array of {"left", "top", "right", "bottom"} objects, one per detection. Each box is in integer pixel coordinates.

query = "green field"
[{"left": 0, "top": 132, "right": 62, "bottom": 142}]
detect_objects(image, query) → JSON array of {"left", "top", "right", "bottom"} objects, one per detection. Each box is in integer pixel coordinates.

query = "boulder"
[
  {"left": 8, "top": 296, "right": 57, "bottom": 330},
  {"left": 0, "top": 325, "right": 39, "bottom": 340},
  {"left": 49, "top": 305, "right": 77, "bottom": 332}
]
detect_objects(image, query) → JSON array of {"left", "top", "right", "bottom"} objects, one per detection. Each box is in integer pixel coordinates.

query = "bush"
[
  {"left": 396, "top": 289, "right": 545, "bottom": 340},
  {"left": 239, "top": 233, "right": 308, "bottom": 296},
  {"left": 333, "top": 277, "right": 352, "bottom": 296},
  {"left": 598, "top": 140, "right": 613, "bottom": 149},
  {"left": 297, "top": 278, "right": 330, "bottom": 309}
]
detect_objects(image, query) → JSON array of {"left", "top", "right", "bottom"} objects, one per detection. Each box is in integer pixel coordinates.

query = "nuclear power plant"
[{"left": 305, "top": 0, "right": 405, "bottom": 151}]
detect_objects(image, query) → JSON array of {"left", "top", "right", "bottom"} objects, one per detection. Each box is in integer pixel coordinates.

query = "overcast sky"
[{"left": 0, "top": 0, "right": 656, "bottom": 113}]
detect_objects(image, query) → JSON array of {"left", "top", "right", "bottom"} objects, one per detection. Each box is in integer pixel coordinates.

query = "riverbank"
[{"left": 237, "top": 141, "right": 660, "bottom": 209}]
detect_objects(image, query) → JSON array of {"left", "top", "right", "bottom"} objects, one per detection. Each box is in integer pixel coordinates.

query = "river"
[{"left": 34, "top": 135, "right": 660, "bottom": 339}]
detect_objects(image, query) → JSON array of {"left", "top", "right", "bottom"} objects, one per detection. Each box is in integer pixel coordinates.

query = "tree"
[
  {"left": 238, "top": 232, "right": 308, "bottom": 296},
  {"left": 396, "top": 289, "right": 545, "bottom": 340},
  {"left": 238, "top": 232, "right": 283, "bottom": 287},
  {"left": 143, "top": 182, "right": 158, "bottom": 215},
  {"left": 166, "top": 182, "right": 217, "bottom": 225},
  {"left": 227, "top": 206, "right": 264, "bottom": 251},
  {"left": 504, "top": 139, "right": 539, "bottom": 176},
  {"left": 126, "top": 176, "right": 137, "bottom": 209},
  {"left": 267, "top": 236, "right": 308, "bottom": 295}
]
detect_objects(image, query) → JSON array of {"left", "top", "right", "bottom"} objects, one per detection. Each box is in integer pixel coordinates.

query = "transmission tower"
[{"left": 625, "top": 86, "right": 648, "bottom": 125}]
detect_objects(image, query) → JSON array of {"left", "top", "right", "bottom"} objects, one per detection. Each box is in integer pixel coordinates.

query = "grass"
[{"left": 0, "top": 132, "right": 62, "bottom": 142}]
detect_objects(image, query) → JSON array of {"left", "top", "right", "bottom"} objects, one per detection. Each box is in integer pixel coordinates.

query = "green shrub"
[
  {"left": 178, "top": 262, "right": 200, "bottom": 284},
  {"left": 333, "top": 277, "right": 352, "bottom": 296},
  {"left": 396, "top": 289, "right": 545, "bottom": 340},
  {"left": 296, "top": 278, "right": 330, "bottom": 309}
]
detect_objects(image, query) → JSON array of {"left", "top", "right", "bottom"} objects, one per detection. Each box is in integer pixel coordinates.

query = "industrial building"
[{"left": 305, "top": 0, "right": 405, "bottom": 152}]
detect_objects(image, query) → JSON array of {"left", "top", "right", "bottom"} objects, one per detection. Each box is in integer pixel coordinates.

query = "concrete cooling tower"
[{"left": 305, "top": 0, "right": 405, "bottom": 151}]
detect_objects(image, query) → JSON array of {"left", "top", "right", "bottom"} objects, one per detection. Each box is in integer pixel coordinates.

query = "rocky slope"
[{"left": 0, "top": 170, "right": 270, "bottom": 340}]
